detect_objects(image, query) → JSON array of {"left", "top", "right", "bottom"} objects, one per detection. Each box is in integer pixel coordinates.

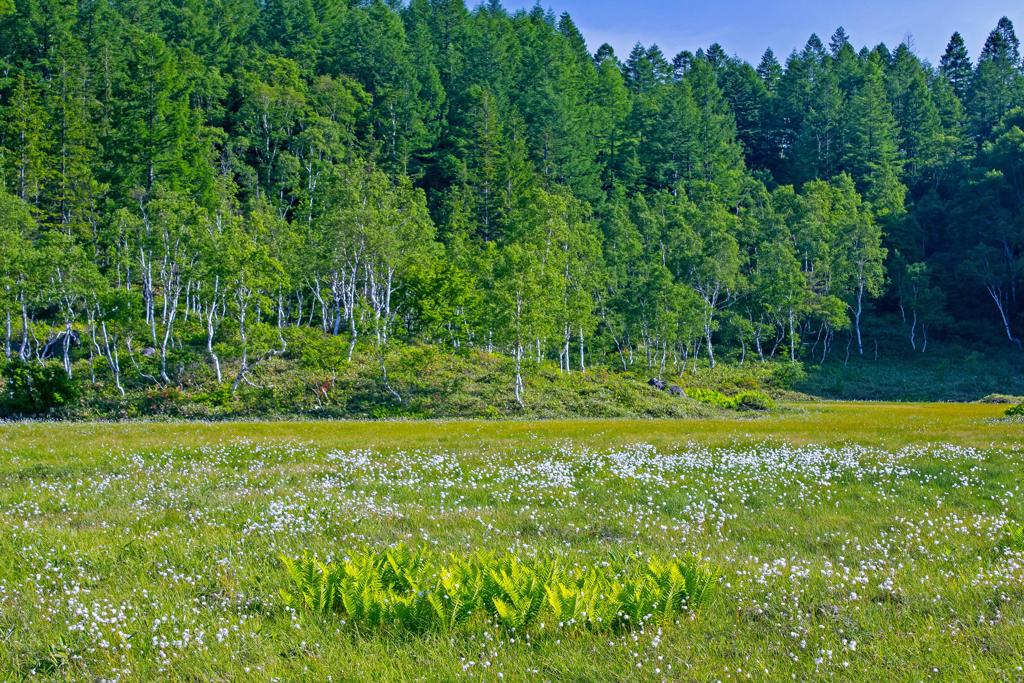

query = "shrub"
[
  {"left": 140, "top": 386, "right": 186, "bottom": 415},
  {"left": 732, "top": 390, "right": 775, "bottom": 411},
  {"left": 686, "top": 387, "right": 773, "bottom": 411},
  {"left": 193, "top": 384, "right": 236, "bottom": 411},
  {"left": 1005, "top": 403, "right": 1024, "bottom": 417},
  {"left": 280, "top": 546, "right": 716, "bottom": 635},
  {"left": 763, "top": 362, "right": 807, "bottom": 390},
  {"left": 0, "top": 359, "right": 80, "bottom": 417},
  {"left": 369, "top": 405, "right": 424, "bottom": 420},
  {"left": 686, "top": 387, "right": 735, "bottom": 409}
]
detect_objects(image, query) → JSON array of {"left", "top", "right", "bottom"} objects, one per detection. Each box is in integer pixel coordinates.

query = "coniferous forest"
[{"left": 0, "top": 1, "right": 1023, "bottom": 414}]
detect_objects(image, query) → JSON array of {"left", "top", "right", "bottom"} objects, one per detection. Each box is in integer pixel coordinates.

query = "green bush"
[
  {"left": 0, "top": 359, "right": 80, "bottom": 417},
  {"left": 686, "top": 387, "right": 735, "bottom": 409},
  {"left": 193, "top": 384, "right": 236, "bottom": 410},
  {"left": 686, "top": 387, "right": 773, "bottom": 411},
  {"left": 140, "top": 386, "right": 186, "bottom": 415},
  {"left": 1006, "top": 403, "right": 1024, "bottom": 417},
  {"left": 280, "top": 546, "right": 716, "bottom": 635},
  {"left": 763, "top": 362, "right": 807, "bottom": 390},
  {"left": 732, "top": 390, "right": 775, "bottom": 411}
]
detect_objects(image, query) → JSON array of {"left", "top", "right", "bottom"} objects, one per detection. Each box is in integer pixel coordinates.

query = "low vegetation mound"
[
  {"left": 1, "top": 344, "right": 801, "bottom": 419},
  {"left": 982, "top": 394, "right": 1024, "bottom": 404}
]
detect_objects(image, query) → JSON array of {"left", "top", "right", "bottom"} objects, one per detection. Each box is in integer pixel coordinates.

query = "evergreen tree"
[
  {"left": 887, "top": 44, "right": 943, "bottom": 186},
  {"left": 829, "top": 27, "right": 851, "bottom": 57},
  {"left": 843, "top": 55, "right": 905, "bottom": 216},
  {"left": 792, "top": 60, "right": 843, "bottom": 184},
  {"left": 979, "top": 16, "right": 1021, "bottom": 64},
  {"left": 971, "top": 17, "right": 1024, "bottom": 139},
  {"left": 1, "top": 74, "right": 49, "bottom": 206},
  {"left": 686, "top": 60, "right": 745, "bottom": 193},
  {"left": 756, "top": 49, "right": 782, "bottom": 91},
  {"left": 939, "top": 32, "right": 972, "bottom": 101},
  {"left": 717, "top": 59, "right": 771, "bottom": 170}
]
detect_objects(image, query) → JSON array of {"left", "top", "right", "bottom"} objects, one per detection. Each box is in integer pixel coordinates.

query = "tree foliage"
[{"left": 0, "top": 2, "right": 1021, "bottom": 407}]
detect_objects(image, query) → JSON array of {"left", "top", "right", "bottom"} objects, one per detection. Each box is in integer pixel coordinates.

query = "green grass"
[
  {"left": 799, "top": 341, "right": 1024, "bottom": 402},
  {"left": 0, "top": 404, "right": 1022, "bottom": 681}
]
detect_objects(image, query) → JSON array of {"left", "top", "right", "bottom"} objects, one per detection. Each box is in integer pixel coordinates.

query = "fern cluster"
[
  {"left": 687, "top": 388, "right": 774, "bottom": 411},
  {"left": 280, "top": 546, "right": 715, "bottom": 635},
  {"left": 997, "top": 522, "right": 1024, "bottom": 553}
]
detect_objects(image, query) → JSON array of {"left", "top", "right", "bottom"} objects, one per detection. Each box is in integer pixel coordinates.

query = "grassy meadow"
[{"left": 1, "top": 403, "right": 1022, "bottom": 681}]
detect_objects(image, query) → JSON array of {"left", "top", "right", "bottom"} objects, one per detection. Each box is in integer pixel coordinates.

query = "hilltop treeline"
[{"left": 0, "top": 1, "right": 1022, "bottom": 405}]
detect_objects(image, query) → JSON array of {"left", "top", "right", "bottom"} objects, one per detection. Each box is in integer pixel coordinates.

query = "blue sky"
[{"left": 500, "top": 0, "right": 1019, "bottom": 66}]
